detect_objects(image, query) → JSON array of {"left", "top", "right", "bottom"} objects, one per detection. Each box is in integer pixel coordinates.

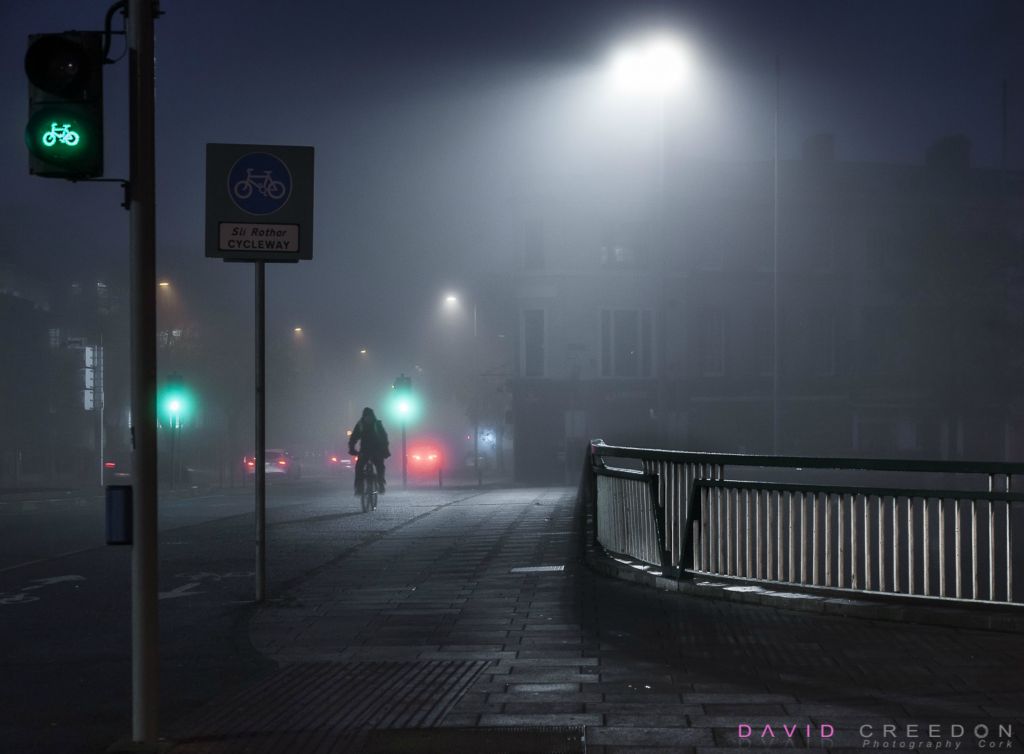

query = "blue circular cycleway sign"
[{"left": 227, "top": 152, "right": 292, "bottom": 215}]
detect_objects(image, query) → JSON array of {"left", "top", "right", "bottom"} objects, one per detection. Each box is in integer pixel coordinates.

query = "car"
[
  {"left": 243, "top": 449, "right": 301, "bottom": 480},
  {"left": 103, "top": 453, "right": 132, "bottom": 484},
  {"left": 408, "top": 444, "right": 443, "bottom": 480},
  {"left": 326, "top": 451, "right": 354, "bottom": 475}
]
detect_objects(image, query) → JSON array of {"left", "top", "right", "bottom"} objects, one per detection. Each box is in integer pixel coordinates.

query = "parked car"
[{"left": 243, "top": 449, "right": 301, "bottom": 480}]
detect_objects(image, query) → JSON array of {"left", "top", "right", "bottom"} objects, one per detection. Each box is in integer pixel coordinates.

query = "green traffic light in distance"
[
  {"left": 158, "top": 384, "right": 194, "bottom": 424},
  {"left": 388, "top": 391, "right": 420, "bottom": 424}
]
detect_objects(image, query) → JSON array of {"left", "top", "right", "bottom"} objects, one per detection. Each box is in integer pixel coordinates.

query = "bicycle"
[
  {"left": 356, "top": 456, "right": 381, "bottom": 512},
  {"left": 42, "top": 122, "right": 80, "bottom": 147},
  {"left": 232, "top": 169, "right": 286, "bottom": 201}
]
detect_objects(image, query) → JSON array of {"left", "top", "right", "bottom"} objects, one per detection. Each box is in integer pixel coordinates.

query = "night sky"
[{"left": 3, "top": 0, "right": 1023, "bottom": 379}]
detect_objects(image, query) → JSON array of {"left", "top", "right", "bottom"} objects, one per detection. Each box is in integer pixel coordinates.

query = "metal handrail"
[
  {"left": 592, "top": 439, "right": 1024, "bottom": 477},
  {"left": 585, "top": 439, "right": 1023, "bottom": 606}
]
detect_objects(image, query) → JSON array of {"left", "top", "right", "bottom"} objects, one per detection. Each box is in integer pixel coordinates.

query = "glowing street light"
[
  {"left": 293, "top": 326, "right": 303, "bottom": 334},
  {"left": 609, "top": 33, "right": 690, "bottom": 96},
  {"left": 439, "top": 290, "right": 483, "bottom": 485},
  {"left": 158, "top": 281, "right": 170, "bottom": 288}
]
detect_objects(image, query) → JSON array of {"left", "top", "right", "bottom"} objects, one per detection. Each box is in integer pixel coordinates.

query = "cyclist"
[{"left": 348, "top": 407, "right": 390, "bottom": 495}]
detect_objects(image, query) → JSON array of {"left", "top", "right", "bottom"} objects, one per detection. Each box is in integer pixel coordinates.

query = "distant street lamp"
[{"left": 442, "top": 291, "right": 483, "bottom": 486}]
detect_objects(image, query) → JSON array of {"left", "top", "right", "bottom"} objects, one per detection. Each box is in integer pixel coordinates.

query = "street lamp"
[
  {"left": 609, "top": 34, "right": 690, "bottom": 96},
  {"left": 441, "top": 291, "right": 482, "bottom": 486},
  {"left": 607, "top": 31, "right": 690, "bottom": 444}
]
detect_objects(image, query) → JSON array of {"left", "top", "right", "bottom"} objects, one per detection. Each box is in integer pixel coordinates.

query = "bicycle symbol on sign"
[
  {"left": 42, "top": 122, "right": 80, "bottom": 147},
  {"left": 232, "top": 169, "right": 286, "bottom": 201}
]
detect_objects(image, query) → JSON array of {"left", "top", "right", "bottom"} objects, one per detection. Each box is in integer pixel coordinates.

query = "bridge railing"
[{"left": 585, "top": 439, "right": 1024, "bottom": 606}]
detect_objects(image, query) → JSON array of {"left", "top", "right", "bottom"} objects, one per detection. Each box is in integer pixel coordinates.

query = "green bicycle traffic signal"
[{"left": 25, "top": 32, "right": 105, "bottom": 179}]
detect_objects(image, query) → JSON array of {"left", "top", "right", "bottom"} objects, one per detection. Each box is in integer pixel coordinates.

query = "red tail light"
[
  {"left": 277, "top": 458, "right": 288, "bottom": 466},
  {"left": 104, "top": 461, "right": 116, "bottom": 469},
  {"left": 330, "top": 455, "right": 338, "bottom": 463}
]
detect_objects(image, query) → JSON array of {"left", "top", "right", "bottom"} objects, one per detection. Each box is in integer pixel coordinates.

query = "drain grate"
[
  {"left": 169, "top": 660, "right": 490, "bottom": 752},
  {"left": 364, "top": 725, "right": 585, "bottom": 753},
  {"left": 509, "top": 565, "right": 565, "bottom": 573}
]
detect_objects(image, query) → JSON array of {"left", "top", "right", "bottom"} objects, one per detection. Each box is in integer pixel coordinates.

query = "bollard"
[{"left": 106, "top": 484, "right": 133, "bottom": 545}]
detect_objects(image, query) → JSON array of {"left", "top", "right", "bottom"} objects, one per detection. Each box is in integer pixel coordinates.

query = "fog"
[{"left": 3, "top": 0, "right": 1023, "bottom": 486}]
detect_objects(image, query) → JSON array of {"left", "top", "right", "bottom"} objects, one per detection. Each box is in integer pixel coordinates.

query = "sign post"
[{"left": 206, "top": 143, "right": 314, "bottom": 602}]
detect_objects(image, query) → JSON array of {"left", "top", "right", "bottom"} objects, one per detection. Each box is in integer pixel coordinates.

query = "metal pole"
[
  {"left": 473, "top": 304, "right": 481, "bottom": 487},
  {"left": 402, "top": 421, "right": 407, "bottom": 488},
  {"left": 169, "top": 418, "right": 176, "bottom": 490},
  {"left": 772, "top": 55, "right": 780, "bottom": 455},
  {"left": 255, "top": 261, "right": 266, "bottom": 602},
  {"left": 98, "top": 335, "right": 105, "bottom": 486},
  {"left": 127, "top": 0, "right": 159, "bottom": 743}
]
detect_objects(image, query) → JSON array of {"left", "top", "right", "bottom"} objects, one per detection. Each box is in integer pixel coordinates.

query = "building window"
[
  {"left": 522, "top": 309, "right": 545, "bottom": 377},
  {"left": 700, "top": 309, "right": 726, "bottom": 376},
  {"left": 601, "top": 244, "right": 642, "bottom": 268},
  {"left": 601, "top": 309, "right": 654, "bottom": 378},
  {"left": 600, "top": 222, "right": 647, "bottom": 270}
]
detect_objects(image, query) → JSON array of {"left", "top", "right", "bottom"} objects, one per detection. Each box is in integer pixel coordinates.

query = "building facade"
[{"left": 508, "top": 135, "right": 1024, "bottom": 482}]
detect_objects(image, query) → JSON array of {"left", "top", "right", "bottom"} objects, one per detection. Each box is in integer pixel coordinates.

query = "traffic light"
[
  {"left": 25, "top": 32, "right": 104, "bottom": 179},
  {"left": 158, "top": 374, "right": 193, "bottom": 427},
  {"left": 389, "top": 373, "right": 419, "bottom": 423}
]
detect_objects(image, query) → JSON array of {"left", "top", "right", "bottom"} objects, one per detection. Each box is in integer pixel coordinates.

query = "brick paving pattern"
[{"left": 169, "top": 487, "right": 1024, "bottom": 752}]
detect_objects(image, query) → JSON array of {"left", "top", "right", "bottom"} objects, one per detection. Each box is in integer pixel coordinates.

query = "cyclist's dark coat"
[{"left": 348, "top": 417, "right": 390, "bottom": 459}]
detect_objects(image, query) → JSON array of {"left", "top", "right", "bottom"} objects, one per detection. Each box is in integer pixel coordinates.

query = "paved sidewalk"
[{"left": 165, "top": 486, "right": 1024, "bottom": 753}]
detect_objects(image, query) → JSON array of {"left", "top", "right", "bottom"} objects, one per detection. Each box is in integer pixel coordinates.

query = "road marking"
[
  {"left": 159, "top": 582, "right": 204, "bottom": 600},
  {"left": 22, "top": 575, "right": 86, "bottom": 590},
  {"left": 0, "top": 547, "right": 99, "bottom": 574},
  {"left": 0, "top": 593, "right": 40, "bottom": 605},
  {"left": 174, "top": 571, "right": 254, "bottom": 582},
  {"left": 0, "top": 573, "right": 86, "bottom": 606}
]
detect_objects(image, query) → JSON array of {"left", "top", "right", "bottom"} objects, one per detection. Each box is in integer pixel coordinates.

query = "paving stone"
[
  {"left": 505, "top": 682, "right": 582, "bottom": 693},
  {"left": 489, "top": 692, "right": 603, "bottom": 704},
  {"left": 502, "top": 702, "right": 587, "bottom": 714},
  {"left": 477, "top": 712, "right": 603, "bottom": 727},
  {"left": 587, "top": 726, "right": 714, "bottom": 746}
]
